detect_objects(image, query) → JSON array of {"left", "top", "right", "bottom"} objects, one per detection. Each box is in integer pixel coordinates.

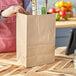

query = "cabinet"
[
  {"left": 56, "top": 27, "right": 75, "bottom": 47},
  {"left": 55, "top": 17, "right": 76, "bottom": 47}
]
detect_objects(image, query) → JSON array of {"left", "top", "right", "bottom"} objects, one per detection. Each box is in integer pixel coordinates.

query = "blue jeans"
[{"left": 23, "top": 0, "right": 32, "bottom": 13}]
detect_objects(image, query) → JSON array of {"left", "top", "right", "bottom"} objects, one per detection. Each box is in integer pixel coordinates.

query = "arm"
[
  {"left": 1, "top": 0, "right": 32, "bottom": 18},
  {"left": 1, "top": 5, "right": 26, "bottom": 17}
]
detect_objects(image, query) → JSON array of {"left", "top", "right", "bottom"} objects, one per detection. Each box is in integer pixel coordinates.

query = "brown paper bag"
[{"left": 16, "top": 13, "right": 55, "bottom": 67}]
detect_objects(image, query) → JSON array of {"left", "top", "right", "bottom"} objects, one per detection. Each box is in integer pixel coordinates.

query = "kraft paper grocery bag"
[{"left": 16, "top": 13, "right": 55, "bottom": 67}]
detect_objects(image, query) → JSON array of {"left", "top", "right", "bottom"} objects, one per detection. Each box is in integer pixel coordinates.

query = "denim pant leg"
[{"left": 23, "top": 0, "right": 32, "bottom": 13}]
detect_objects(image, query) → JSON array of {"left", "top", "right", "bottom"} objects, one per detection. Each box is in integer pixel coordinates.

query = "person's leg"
[{"left": 23, "top": 0, "right": 32, "bottom": 13}]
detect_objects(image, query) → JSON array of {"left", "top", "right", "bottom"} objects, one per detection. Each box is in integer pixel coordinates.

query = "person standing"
[{"left": 0, "top": 0, "right": 32, "bottom": 52}]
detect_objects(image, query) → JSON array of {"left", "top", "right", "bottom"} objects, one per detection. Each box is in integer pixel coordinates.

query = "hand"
[{"left": 1, "top": 5, "right": 26, "bottom": 17}]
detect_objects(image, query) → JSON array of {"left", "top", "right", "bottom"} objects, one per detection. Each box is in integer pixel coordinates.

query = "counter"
[
  {"left": 56, "top": 17, "right": 76, "bottom": 28},
  {"left": 0, "top": 47, "right": 74, "bottom": 76}
]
